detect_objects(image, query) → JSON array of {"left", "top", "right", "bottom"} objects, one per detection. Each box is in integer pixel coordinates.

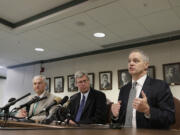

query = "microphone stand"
[
  {"left": 0, "top": 93, "right": 31, "bottom": 127},
  {"left": 26, "top": 105, "right": 30, "bottom": 118},
  {"left": 2, "top": 107, "right": 10, "bottom": 127},
  {"left": 45, "top": 108, "right": 50, "bottom": 117}
]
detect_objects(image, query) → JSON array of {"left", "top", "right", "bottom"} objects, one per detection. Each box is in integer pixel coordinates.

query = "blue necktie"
[{"left": 75, "top": 95, "right": 85, "bottom": 122}]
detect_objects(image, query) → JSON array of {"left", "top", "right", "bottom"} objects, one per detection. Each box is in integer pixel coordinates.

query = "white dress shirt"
[
  {"left": 132, "top": 74, "right": 147, "bottom": 128},
  {"left": 80, "top": 89, "right": 90, "bottom": 104}
]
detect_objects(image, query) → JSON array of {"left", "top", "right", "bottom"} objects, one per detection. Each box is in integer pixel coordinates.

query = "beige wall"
[
  {"left": 0, "top": 79, "right": 6, "bottom": 106},
  {"left": 42, "top": 39, "right": 180, "bottom": 102}
]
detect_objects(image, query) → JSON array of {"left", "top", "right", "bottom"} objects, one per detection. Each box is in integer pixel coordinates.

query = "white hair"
[
  {"left": 129, "top": 49, "right": 149, "bottom": 63},
  {"left": 32, "top": 75, "right": 46, "bottom": 83},
  {"left": 74, "top": 71, "right": 89, "bottom": 83}
]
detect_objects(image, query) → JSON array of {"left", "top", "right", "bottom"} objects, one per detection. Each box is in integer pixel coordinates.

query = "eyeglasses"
[{"left": 77, "top": 79, "right": 88, "bottom": 84}]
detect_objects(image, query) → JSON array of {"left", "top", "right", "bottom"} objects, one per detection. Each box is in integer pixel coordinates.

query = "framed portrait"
[
  {"left": 163, "top": 63, "right": 180, "bottom": 85},
  {"left": 88, "top": 73, "right": 95, "bottom": 88},
  {"left": 68, "top": 75, "right": 78, "bottom": 92},
  {"left": 147, "top": 66, "right": 156, "bottom": 79},
  {"left": 54, "top": 76, "right": 64, "bottom": 93},
  {"left": 118, "top": 69, "right": 131, "bottom": 89},
  {"left": 99, "top": 71, "right": 112, "bottom": 90},
  {"left": 45, "top": 78, "right": 51, "bottom": 93}
]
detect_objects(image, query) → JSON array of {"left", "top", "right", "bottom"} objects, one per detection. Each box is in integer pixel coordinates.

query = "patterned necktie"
[
  {"left": 75, "top": 95, "right": 86, "bottom": 122},
  {"left": 124, "top": 82, "right": 137, "bottom": 127},
  {"left": 32, "top": 102, "right": 39, "bottom": 115}
]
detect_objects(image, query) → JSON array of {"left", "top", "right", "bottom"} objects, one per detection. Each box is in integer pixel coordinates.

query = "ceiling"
[{"left": 0, "top": 0, "right": 180, "bottom": 68}]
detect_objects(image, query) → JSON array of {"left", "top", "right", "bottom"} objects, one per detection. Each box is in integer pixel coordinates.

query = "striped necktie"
[
  {"left": 32, "top": 101, "right": 39, "bottom": 115},
  {"left": 124, "top": 82, "right": 137, "bottom": 127},
  {"left": 75, "top": 95, "right": 86, "bottom": 122}
]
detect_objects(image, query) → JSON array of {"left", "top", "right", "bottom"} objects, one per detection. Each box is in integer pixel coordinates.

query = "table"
[
  {"left": 0, "top": 128, "right": 180, "bottom": 135},
  {"left": 0, "top": 120, "right": 179, "bottom": 135}
]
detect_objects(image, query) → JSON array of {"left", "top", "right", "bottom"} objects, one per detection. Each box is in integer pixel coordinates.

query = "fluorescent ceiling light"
[
  {"left": 0, "top": 66, "right": 5, "bottom": 69},
  {"left": 93, "top": 32, "right": 105, "bottom": 38},
  {"left": 35, "top": 48, "right": 44, "bottom": 52}
]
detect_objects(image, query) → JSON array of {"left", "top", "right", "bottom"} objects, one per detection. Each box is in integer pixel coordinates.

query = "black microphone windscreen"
[
  {"left": 8, "top": 98, "right": 16, "bottom": 102},
  {"left": 60, "top": 96, "right": 69, "bottom": 105}
]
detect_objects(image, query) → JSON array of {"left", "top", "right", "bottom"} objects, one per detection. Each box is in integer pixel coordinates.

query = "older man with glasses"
[{"left": 67, "top": 71, "right": 107, "bottom": 125}]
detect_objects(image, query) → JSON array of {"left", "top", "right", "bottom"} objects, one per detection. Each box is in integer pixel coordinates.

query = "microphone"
[
  {"left": 15, "top": 96, "right": 47, "bottom": 110},
  {"left": 8, "top": 98, "right": 16, "bottom": 103},
  {"left": 0, "top": 93, "right": 31, "bottom": 110},
  {"left": 39, "top": 97, "right": 62, "bottom": 114},
  {"left": 59, "top": 96, "right": 69, "bottom": 106},
  {"left": 41, "top": 96, "right": 69, "bottom": 124},
  {"left": 56, "top": 106, "right": 70, "bottom": 123}
]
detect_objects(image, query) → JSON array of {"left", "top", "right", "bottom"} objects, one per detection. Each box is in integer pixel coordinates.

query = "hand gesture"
[
  {"left": 111, "top": 101, "right": 121, "bottom": 117},
  {"left": 18, "top": 108, "right": 27, "bottom": 118},
  {"left": 133, "top": 91, "right": 150, "bottom": 115}
]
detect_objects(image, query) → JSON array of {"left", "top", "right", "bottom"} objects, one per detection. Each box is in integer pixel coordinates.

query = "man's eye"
[{"left": 134, "top": 59, "right": 139, "bottom": 63}]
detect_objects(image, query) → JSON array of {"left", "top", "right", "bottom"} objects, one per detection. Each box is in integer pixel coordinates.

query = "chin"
[
  {"left": 129, "top": 71, "right": 134, "bottom": 75},
  {"left": 81, "top": 89, "right": 88, "bottom": 93}
]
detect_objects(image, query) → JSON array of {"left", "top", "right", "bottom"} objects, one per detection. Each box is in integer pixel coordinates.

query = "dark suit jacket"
[
  {"left": 113, "top": 76, "right": 175, "bottom": 129},
  {"left": 68, "top": 88, "right": 107, "bottom": 124}
]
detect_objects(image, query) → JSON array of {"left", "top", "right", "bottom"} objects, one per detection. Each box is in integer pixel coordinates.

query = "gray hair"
[
  {"left": 32, "top": 75, "right": 46, "bottom": 83},
  {"left": 74, "top": 71, "right": 89, "bottom": 83},
  {"left": 129, "top": 49, "right": 149, "bottom": 63}
]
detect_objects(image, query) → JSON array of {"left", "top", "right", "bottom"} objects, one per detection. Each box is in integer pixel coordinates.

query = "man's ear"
[{"left": 144, "top": 62, "right": 149, "bottom": 70}]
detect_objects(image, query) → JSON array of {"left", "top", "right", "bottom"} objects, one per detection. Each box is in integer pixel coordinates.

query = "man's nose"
[
  {"left": 81, "top": 81, "right": 86, "bottom": 85},
  {"left": 129, "top": 61, "right": 134, "bottom": 65}
]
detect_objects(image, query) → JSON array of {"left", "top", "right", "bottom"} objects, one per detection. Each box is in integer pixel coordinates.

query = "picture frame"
[
  {"left": 147, "top": 66, "right": 156, "bottom": 79},
  {"left": 88, "top": 73, "right": 95, "bottom": 88},
  {"left": 68, "top": 75, "right": 78, "bottom": 92},
  {"left": 45, "top": 78, "right": 51, "bottom": 93},
  {"left": 99, "top": 71, "right": 112, "bottom": 90},
  {"left": 163, "top": 63, "right": 180, "bottom": 85},
  {"left": 118, "top": 69, "right": 131, "bottom": 89},
  {"left": 54, "top": 76, "right": 64, "bottom": 93}
]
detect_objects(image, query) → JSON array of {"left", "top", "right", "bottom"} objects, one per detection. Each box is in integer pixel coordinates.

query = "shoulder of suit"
[
  {"left": 120, "top": 82, "right": 131, "bottom": 89},
  {"left": 148, "top": 76, "right": 167, "bottom": 84},
  {"left": 90, "top": 88, "right": 106, "bottom": 96},
  {"left": 146, "top": 77, "right": 169, "bottom": 89},
  {"left": 70, "top": 92, "right": 80, "bottom": 100},
  {"left": 44, "top": 91, "right": 56, "bottom": 99}
]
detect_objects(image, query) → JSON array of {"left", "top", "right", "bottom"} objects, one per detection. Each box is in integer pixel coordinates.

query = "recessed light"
[
  {"left": 93, "top": 32, "right": 105, "bottom": 38},
  {"left": 35, "top": 48, "right": 44, "bottom": 52}
]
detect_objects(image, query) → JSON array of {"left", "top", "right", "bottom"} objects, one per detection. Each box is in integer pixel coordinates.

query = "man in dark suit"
[
  {"left": 111, "top": 49, "right": 175, "bottom": 129},
  {"left": 68, "top": 71, "right": 107, "bottom": 125}
]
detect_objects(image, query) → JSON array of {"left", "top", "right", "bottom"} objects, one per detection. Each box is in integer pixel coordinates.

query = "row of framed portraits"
[
  {"left": 45, "top": 73, "right": 95, "bottom": 93},
  {"left": 45, "top": 62, "right": 180, "bottom": 93}
]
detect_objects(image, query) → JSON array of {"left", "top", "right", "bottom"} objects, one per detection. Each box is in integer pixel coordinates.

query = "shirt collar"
[
  {"left": 80, "top": 89, "right": 90, "bottom": 101},
  {"left": 132, "top": 74, "right": 147, "bottom": 87},
  {"left": 37, "top": 90, "right": 46, "bottom": 98}
]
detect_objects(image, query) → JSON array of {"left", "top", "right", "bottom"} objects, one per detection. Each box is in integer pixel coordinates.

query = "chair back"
[
  {"left": 106, "top": 100, "right": 113, "bottom": 123},
  {"left": 171, "top": 97, "right": 180, "bottom": 130}
]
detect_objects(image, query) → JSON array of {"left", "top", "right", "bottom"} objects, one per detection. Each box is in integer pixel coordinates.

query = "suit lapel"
[
  {"left": 139, "top": 77, "right": 151, "bottom": 98},
  {"left": 29, "top": 95, "right": 38, "bottom": 116},
  {"left": 74, "top": 93, "right": 81, "bottom": 115},
  {"left": 36, "top": 91, "right": 48, "bottom": 113},
  {"left": 82, "top": 89, "right": 93, "bottom": 114},
  {"left": 122, "top": 83, "right": 132, "bottom": 109}
]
